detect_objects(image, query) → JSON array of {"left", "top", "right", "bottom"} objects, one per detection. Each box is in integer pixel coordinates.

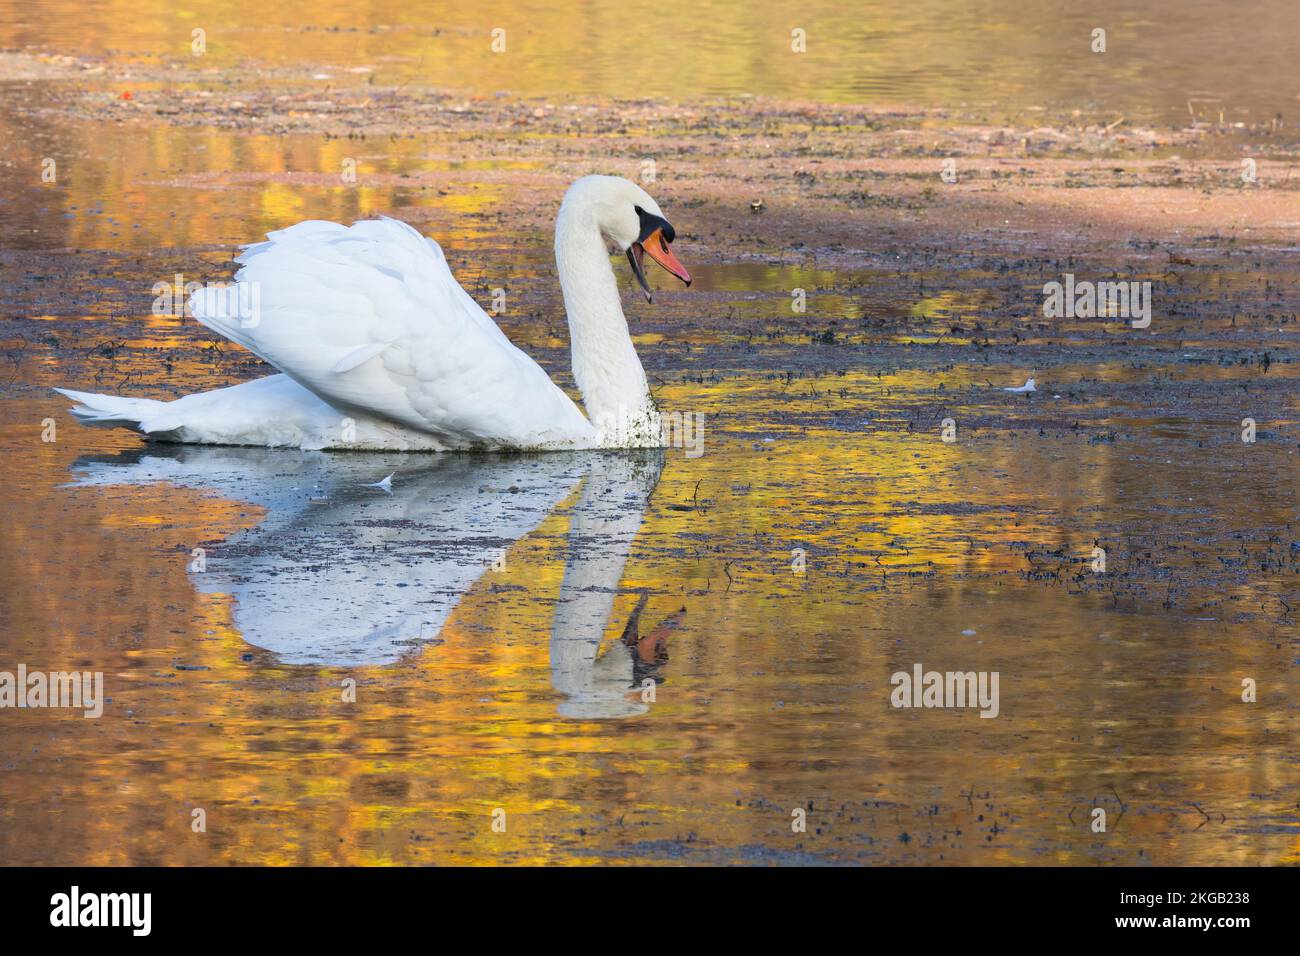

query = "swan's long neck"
[{"left": 554, "top": 202, "right": 660, "bottom": 446}]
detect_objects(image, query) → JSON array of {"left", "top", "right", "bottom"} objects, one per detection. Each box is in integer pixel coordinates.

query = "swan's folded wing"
[{"left": 189, "top": 217, "right": 595, "bottom": 449}]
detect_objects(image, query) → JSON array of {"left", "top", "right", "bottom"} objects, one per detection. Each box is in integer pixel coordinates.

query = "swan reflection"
[{"left": 69, "top": 448, "right": 668, "bottom": 717}]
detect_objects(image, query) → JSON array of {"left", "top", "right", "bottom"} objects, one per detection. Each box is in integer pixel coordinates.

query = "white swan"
[{"left": 55, "top": 175, "right": 692, "bottom": 451}]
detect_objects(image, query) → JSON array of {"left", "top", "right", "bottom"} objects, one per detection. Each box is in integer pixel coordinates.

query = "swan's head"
[{"left": 564, "top": 175, "right": 691, "bottom": 302}]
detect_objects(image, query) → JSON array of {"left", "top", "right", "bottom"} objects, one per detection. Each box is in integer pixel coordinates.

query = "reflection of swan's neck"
[
  {"left": 554, "top": 202, "right": 659, "bottom": 445},
  {"left": 550, "top": 453, "right": 663, "bottom": 718}
]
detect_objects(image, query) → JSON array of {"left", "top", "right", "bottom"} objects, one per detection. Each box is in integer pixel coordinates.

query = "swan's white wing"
[{"left": 189, "top": 217, "right": 596, "bottom": 450}]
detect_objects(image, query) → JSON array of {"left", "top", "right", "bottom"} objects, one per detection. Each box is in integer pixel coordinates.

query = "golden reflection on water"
[
  {"left": 3, "top": 0, "right": 1299, "bottom": 121},
  {"left": 0, "top": 0, "right": 1296, "bottom": 868},
  {"left": 0, "top": 390, "right": 1293, "bottom": 865},
  {"left": 0, "top": 116, "right": 517, "bottom": 252}
]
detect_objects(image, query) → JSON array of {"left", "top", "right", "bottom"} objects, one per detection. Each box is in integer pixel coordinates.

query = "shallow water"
[
  {"left": 1, "top": 3, "right": 1297, "bottom": 867},
  {"left": 1, "top": 357, "right": 1295, "bottom": 864},
  {"left": 3, "top": 0, "right": 1299, "bottom": 123}
]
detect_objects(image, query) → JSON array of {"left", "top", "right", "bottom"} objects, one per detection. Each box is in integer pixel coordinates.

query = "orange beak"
[
  {"left": 640, "top": 228, "right": 691, "bottom": 285},
  {"left": 627, "top": 228, "right": 690, "bottom": 302}
]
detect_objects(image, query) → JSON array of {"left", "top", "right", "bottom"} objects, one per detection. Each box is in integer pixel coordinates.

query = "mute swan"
[{"left": 55, "top": 176, "right": 691, "bottom": 452}]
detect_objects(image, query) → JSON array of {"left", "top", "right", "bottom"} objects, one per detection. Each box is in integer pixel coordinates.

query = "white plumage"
[{"left": 56, "top": 176, "right": 691, "bottom": 451}]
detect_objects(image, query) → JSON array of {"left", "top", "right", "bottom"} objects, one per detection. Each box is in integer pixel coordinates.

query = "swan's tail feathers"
[{"left": 53, "top": 388, "right": 183, "bottom": 436}]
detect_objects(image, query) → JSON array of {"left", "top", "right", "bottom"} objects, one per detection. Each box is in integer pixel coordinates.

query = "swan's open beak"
[{"left": 627, "top": 229, "right": 691, "bottom": 303}]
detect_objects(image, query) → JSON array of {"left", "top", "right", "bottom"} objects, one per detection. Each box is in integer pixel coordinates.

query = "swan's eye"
[{"left": 634, "top": 205, "right": 674, "bottom": 244}]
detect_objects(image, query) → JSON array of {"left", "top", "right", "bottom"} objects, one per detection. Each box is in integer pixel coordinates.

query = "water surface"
[
  {"left": 3, "top": 0, "right": 1299, "bottom": 123},
  {"left": 0, "top": 1, "right": 1296, "bottom": 867}
]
